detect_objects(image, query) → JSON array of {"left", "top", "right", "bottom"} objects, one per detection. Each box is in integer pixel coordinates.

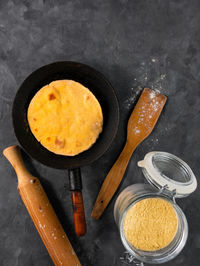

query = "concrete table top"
[{"left": 0, "top": 1, "right": 200, "bottom": 265}]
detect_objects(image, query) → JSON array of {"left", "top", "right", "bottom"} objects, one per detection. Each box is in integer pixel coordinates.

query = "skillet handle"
[{"left": 69, "top": 169, "right": 87, "bottom": 236}]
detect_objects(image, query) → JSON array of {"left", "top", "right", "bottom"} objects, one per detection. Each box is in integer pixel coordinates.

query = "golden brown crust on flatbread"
[{"left": 27, "top": 80, "right": 103, "bottom": 156}]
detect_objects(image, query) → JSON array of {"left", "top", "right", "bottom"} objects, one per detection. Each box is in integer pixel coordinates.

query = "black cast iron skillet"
[{"left": 12, "top": 61, "right": 119, "bottom": 236}]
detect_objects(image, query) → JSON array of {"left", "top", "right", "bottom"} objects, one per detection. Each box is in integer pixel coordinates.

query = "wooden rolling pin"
[
  {"left": 3, "top": 146, "right": 81, "bottom": 266},
  {"left": 91, "top": 88, "right": 167, "bottom": 219}
]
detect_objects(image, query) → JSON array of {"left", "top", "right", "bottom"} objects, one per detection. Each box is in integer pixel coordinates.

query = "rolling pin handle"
[
  {"left": 3, "top": 146, "right": 81, "bottom": 266},
  {"left": 68, "top": 169, "right": 87, "bottom": 237}
]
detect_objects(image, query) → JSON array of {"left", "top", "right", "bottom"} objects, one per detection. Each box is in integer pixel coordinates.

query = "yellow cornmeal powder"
[{"left": 123, "top": 198, "right": 178, "bottom": 251}]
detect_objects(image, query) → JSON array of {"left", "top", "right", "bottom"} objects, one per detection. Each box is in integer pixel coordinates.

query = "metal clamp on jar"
[{"left": 114, "top": 151, "right": 197, "bottom": 264}]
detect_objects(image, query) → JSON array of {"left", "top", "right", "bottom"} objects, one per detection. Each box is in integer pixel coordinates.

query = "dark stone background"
[{"left": 0, "top": 0, "right": 200, "bottom": 265}]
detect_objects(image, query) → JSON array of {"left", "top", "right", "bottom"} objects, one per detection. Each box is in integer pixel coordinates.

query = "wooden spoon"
[
  {"left": 3, "top": 146, "right": 81, "bottom": 266},
  {"left": 91, "top": 88, "right": 167, "bottom": 219}
]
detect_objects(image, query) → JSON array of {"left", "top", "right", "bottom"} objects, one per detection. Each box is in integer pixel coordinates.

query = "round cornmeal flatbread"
[{"left": 27, "top": 80, "right": 103, "bottom": 156}]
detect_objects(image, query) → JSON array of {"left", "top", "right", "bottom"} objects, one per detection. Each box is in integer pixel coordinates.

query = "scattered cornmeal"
[
  {"left": 123, "top": 198, "right": 178, "bottom": 251},
  {"left": 28, "top": 80, "right": 103, "bottom": 156}
]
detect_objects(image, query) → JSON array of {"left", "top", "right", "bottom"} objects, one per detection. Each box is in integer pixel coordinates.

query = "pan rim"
[{"left": 12, "top": 61, "right": 120, "bottom": 169}]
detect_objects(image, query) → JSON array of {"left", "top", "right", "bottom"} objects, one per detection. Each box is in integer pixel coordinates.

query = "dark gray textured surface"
[{"left": 0, "top": 0, "right": 200, "bottom": 265}]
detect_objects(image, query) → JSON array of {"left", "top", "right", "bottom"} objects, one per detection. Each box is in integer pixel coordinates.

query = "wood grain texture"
[
  {"left": 3, "top": 146, "right": 81, "bottom": 266},
  {"left": 71, "top": 191, "right": 87, "bottom": 237},
  {"left": 91, "top": 88, "right": 167, "bottom": 219}
]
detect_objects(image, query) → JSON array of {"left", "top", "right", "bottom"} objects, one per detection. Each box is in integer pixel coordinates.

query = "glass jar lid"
[{"left": 138, "top": 151, "right": 197, "bottom": 198}]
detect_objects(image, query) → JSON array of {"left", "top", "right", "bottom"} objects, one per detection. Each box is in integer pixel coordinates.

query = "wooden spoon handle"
[
  {"left": 3, "top": 146, "right": 81, "bottom": 266},
  {"left": 91, "top": 142, "right": 137, "bottom": 219}
]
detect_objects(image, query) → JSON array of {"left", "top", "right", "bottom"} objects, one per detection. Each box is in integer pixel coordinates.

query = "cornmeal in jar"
[
  {"left": 123, "top": 198, "right": 178, "bottom": 251},
  {"left": 28, "top": 80, "right": 103, "bottom": 156}
]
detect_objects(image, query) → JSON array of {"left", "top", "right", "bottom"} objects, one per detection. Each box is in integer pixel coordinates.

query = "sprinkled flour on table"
[
  {"left": 124, "top": 58, "right": 167, "bottom": 110},
  {"left": 123, "top": 86, "right": 143, "bottom": 109}
]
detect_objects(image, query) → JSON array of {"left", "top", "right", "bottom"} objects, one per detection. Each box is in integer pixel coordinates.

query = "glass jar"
[{"left": 114, "top": 152, "right": 197, "bottom": 264}]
